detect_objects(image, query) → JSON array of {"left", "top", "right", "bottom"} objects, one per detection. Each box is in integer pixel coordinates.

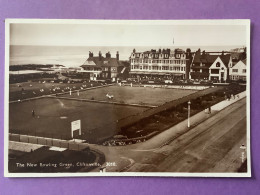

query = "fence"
[{"left": 9, "top": 133, "right": 89, "bottom": 151}]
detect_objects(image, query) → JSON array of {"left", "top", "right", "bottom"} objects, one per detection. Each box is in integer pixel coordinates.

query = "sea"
[{"left": 10, "top": 45, "right": 243, "bottom": 67}]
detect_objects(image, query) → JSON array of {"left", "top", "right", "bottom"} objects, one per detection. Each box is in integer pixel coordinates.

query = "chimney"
[
  {"left": 99, "top": 51, "right": 102, "bottom": 60},
  {"left": 133, "top": 48, "right": 136, "bottom": 53},
  {"left": 106, "top": 52, "right": 111, "bottom": 58},
  {"left": 222, "top": 51, "right": 224, "bottom": 56},
  {"left": 116, "top": 51, "right": 119, "bottom": 60},
  {"left": 89, "top": 51, "right": 93, "bottom": 57}
]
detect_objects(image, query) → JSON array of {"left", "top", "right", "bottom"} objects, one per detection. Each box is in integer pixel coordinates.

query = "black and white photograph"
[{"left": 4, "top": 19, "right": 250, "bottom": 177}]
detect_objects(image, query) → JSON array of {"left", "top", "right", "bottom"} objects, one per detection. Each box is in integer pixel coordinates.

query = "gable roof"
[
  {"left": 193, "top": 52, "right": 231, "bottom": 68},
  {"left": 242, "top": 59, "right": 247, "bottom": 65},
  {"left": 219, "top": 54, "right": 231, "bottom": 67},
  {"left": 81, "top": 56, "right": 123, "bottom": 67},
  {"left": 232, "top": 59, "right": 247, "bottom": 68},
  {"left": 193, "top": 52, "right": 218, "bottom": 65}
]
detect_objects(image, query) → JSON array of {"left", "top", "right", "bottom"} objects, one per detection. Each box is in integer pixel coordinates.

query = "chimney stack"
[
  {"left": 106, "top": 52, "right": 111, "bottom": 58},
  {"left": 99, "top": 51, "right": 102, "bottom": 60},
  {"left": 116, "top": 51, "right": 119, "bottom": 60},
  {"left": 89, "top": 51, "right": 93, "bottom": 57}
]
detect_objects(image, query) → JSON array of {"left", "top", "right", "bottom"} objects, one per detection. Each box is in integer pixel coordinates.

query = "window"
[
  {"left": 162, "top": 66, "right": 169, "bottom": 70},
  {"left": 149, "top": 66, "right": 151, "bottom": 70},
  {"left": 232, "top": 69, "right": 238, "bottom": 73},
  {"left": 211, "top": 69, "right": 219, "bottom": 74},
  {"left": 242, "top": 69, "right": 246, "bottom": 73},
  {"left": 216, "top": 62, "right": 221, "bottom": 67}
]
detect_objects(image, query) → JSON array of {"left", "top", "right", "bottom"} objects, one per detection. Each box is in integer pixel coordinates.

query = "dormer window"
[{"left": 165, "top": 54, "right": 168, "bottom": 58}]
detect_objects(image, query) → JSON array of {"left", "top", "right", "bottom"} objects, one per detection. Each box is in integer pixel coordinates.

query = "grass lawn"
[
  {"left": 9, "top": 81, "right": 101, "bottom": 101},
  {"left": 61, "top": 85, "right": 197, "bottom": 106},
  {"left": 9, "top": 97, "right": 147, "bottom": 142}
]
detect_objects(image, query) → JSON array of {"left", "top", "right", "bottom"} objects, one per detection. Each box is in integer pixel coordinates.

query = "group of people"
[{"left": 224, "top": 92, "right": 240, "bottom": 101}]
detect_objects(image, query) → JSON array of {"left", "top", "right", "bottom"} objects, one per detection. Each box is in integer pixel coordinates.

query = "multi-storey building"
[
  {"left": 79, "top": 51, "right": 124, "bottom": 81},
  {"left": 230, "top": 59, "right": 247, "bottom": 81},
  {"left": 129, "top": 48, "right": 192, "bottom": 80},
  {"left": 190, "top": 49, "right": 232, "bottom": 82}
]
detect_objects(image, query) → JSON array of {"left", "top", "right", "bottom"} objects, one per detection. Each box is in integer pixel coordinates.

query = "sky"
[{"left": 10, "top": 22, "right": 248, "bottom": 47}]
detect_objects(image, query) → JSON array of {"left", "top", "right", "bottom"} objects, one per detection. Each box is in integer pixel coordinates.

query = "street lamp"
[{"left": 188, "top": 100, "right": 191, "bottom": 128}]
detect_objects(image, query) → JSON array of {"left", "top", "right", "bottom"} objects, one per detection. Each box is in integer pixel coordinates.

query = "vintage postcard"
[{"left": 4, "top": 19, "right": 250, "bottom": 177}]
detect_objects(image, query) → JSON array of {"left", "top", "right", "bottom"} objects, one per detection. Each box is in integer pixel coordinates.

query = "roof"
[
  {"left": 219, "top": 54, "right": 231, "bottom": 67},
  {"left": 232, "top": 59, "right": 247, "bottom": 67},
  {"left": 242, "top": 59, "right": 247, "bottom": 65},
  {"left": 193, "top": 51, "right": 231, "bottom": 67},
  {"left": 81, "top": 56, "right": 123, "bottom": 67}
]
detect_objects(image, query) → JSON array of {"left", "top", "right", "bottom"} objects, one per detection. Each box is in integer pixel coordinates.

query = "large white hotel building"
[{"left": 129, "top": 48, "right": 192, "bottom": 79}]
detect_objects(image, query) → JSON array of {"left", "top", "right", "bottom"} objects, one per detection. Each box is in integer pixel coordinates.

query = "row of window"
[
  {"left": 232, "top": 69, "right": 246, "bottom": 73},
  {"left": 133, "top": 53, "right": 185, "bottom": 59},
  {"left": 131, "top": 65, "right": 185, "bottom": 71},
  {"left": 131, "top": 59, "right": 186, "bottom": 64},
  {"left": 230, "top": 75, "right": 246, "bottom": 81}
]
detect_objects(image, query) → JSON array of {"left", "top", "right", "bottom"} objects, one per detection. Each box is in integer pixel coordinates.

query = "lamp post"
[{"left": 188, "top": 100, "right": 191, "bottom": 128}]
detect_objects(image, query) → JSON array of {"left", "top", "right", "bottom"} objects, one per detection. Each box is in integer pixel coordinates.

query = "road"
[{"left": 91, "top": 97, "right": 247, "bottom": 173}]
